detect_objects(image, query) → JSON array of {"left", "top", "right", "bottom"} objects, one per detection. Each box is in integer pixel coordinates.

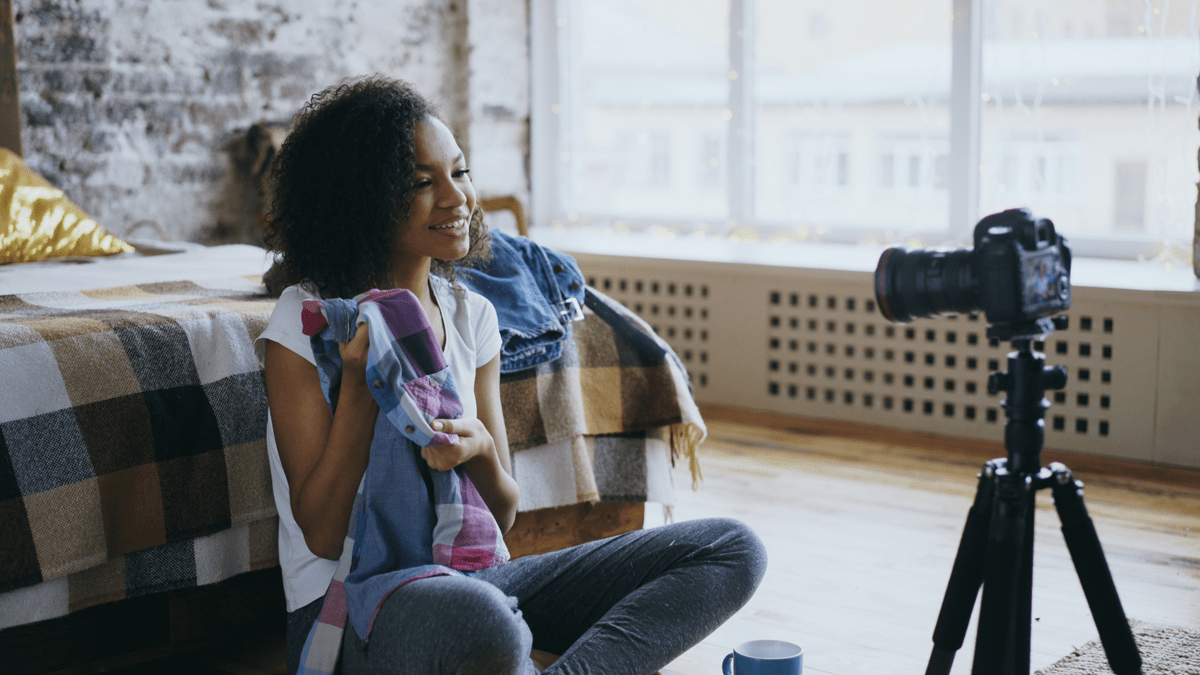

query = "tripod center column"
[{"left": 999, "top": 343, "right": 1055, "bottom": 475}]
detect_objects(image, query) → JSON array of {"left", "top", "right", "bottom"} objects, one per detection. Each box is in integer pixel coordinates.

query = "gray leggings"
[{"left": 286, "top": 517, "right": 766, "bottom": 675}]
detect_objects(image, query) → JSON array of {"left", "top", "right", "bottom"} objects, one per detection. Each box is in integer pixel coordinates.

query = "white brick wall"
[{"left": 13, "top": 0, "right": 530, "bottom": 243}]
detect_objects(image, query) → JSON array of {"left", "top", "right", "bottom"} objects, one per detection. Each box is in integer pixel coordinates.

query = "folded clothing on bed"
[
  {"left": 458, "top": 229, "right": 705, "bottom": 501},
  {"left": 498, "top": 286, "right": 706, "bottom": 505},
  {"left": 458, "top": 229, "right": 586, "bottom": 373}
]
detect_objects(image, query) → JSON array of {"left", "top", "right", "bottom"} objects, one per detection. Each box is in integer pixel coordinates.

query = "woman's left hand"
[{"left": 422, "top": 418, "right": 496, "bottom": 471}]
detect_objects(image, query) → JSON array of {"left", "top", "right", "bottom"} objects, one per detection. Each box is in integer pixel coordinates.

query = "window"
[
  {"left": 545, "top": 0, "right": 731, "bottom": 223},
  {"left": 532, "top": 0, "right": 1199, "bottom": 258},
  {"left": 1113, "top": 161, "right": 1148, "bottom": 231},
  {"left": 697, "top": 132, "right": 723, "bottom": 187},
  {"left": 978, "top": 0, "right": 1199, "bottom": 245},
  {"left": 877, "top": 137, "right": 951, "bottom": 194}
]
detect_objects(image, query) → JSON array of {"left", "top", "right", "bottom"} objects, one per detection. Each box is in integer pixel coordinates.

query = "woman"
[{"left": 258, "top": 75, "right": 766, "bottom": 675}]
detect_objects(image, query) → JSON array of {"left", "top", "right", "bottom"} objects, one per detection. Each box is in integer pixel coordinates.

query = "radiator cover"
[{"left": 573, "top": 250, "right": 1200, "bottom": 469}]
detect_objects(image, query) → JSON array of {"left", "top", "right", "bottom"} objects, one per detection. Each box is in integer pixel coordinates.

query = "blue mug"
[{"left": 721, "top": 640, "right": 803, "bottom": 675}]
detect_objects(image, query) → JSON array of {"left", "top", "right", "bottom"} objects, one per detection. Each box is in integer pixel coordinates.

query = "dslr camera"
[{"left": 874, "top": 208, "right": 1071, "bottom": 329}]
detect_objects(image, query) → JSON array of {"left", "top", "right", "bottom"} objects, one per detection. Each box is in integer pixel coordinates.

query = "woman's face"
[{"left": 395, "top": 115, "right": 477, "bottom": 268}]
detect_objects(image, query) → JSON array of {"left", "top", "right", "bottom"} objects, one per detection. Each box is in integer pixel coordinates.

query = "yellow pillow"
[{"left": 0, "top": 148, "right": 133, "bottom": 264}]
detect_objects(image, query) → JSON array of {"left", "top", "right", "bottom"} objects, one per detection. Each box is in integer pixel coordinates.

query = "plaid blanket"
[
  {"left": 0, "top": 279, "right": 698, "bottom": 628},
  {"left": 500, "top": 288, "right": 705, "bottom": 506},
  {"left": 0, "top": 281, "right": 278, "bottom": 599}
]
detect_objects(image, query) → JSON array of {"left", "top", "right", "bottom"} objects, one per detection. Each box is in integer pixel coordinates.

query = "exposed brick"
[
  {"left": 99, "top": 99, "right": 145, "bottom": 125},
  {"left": 11, "top": 0, "right": 531, "bottom": 242},
  {"left": 209, "top": 18, "right": 264, "bottom": 43},
  {"left": 210, "top": 51, "right": 247, "bottom": 96},
  {"left": 166, "top": 162, "right": 224, "bottom": 184},
  {"left": 26, "top": 96, "right": 90, "bottom": 126},
  {"left": 278, "top": 81, "right": 312, "bottom": 101},
  {"left": 467, "top": 0, "right": 531, "bottom": 211},
  {"left": 56, "top": 34, "right": 104, "bottom": 62},
  {"left": 17, "top": 1, "right": 109, "bottom": 63},
  {"left": 18, "top": 1, "right": 98, "bottom": 28},
  {"left": 81, "top": 68, "right": 112, "bottom": 98},
  {"left": 186, "top": 102, "right": 249, "bottom": 129},
  {"left": 82, "top": 129, "right": 115, "bottom": 153},
  {"left": 246, "top": 52, "right": 308, "bottom": 80},
  {"left": 41, "top": 66, "right": 81, "bottom": 92},
  {"left": 124, "top": 70, "right": 176, "bottom": 96}
]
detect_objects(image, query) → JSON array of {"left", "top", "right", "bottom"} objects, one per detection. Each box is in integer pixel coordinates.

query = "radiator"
[{"left": 571, "top": 250, "right": 1200, "bottom": 469}]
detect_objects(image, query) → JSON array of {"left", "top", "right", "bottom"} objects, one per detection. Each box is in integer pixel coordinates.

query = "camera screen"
[{"left": 1021, "top": 250, "right": 1067, "bottom": 310}]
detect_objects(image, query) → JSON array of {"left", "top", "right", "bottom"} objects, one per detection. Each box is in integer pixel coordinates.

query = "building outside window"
[{"left": 533, "top": 0, "right": 1199, "bottom": 259}]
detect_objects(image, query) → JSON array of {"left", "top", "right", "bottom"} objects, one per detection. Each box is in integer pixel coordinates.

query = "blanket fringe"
[{"left": 670, "top": 422, "right": 705, "bottom": 490}]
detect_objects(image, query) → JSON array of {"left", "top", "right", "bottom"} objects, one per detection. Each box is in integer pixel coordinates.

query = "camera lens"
[{"left": 874, "top": 247, "right": 978, "bottom": 323}]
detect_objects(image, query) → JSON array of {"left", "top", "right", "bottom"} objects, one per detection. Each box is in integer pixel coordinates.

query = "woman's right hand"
[{"left": 338, "top": 322, "right": 371, "bottom": 377}]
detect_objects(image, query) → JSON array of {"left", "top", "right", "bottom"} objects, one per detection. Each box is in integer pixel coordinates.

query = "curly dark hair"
[{"left": 263, "top": 75, "right": 490, "bottom": 299}]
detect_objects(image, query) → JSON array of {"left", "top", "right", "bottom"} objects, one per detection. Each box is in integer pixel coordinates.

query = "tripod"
[{"left": 925, "top": 317, "right": 1143, "bottom": 675}]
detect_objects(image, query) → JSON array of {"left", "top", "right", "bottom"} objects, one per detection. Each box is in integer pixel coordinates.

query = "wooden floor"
[
  {"left": 659, "top": 407, "right": 1200, "bottom": 675},
  {"left": 106, "top": 408, "right": 1200, "bottom": 675}
]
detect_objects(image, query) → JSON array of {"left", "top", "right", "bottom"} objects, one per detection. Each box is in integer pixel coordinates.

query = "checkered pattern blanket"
[
  {"left": 0, "top": 281, "right": 278, "bottom": 600},
  {"left": 499, "top": 288, "right": 705, "bottom": 504},
  {"left": 0, "top": 278, "right": 698, "bottom": 629}
]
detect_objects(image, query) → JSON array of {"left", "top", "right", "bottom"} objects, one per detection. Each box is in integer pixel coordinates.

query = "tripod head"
[{"left": 985, "top": 315, "right": 1070, "bottom": 475}]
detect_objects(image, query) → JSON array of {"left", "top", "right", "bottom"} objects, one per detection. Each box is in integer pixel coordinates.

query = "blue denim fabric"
[{"left": 459, "top": 230, "right": 586, "bottom": 373}]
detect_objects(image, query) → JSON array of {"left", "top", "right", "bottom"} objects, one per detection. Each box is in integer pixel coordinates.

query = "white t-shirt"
[{"left": 254, "top": 275, "right": 502, "bottom": 612}]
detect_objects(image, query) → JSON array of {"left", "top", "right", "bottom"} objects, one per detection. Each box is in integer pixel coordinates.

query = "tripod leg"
[
  {"left": 1049, "top": 463, "right": 1143, "bottom": 675},
  {"left": 925, "top": 462, "right": 999, "bottom": 675},
  {"left": 1013, "top": 480, "right": 1036, "bottom": 675},
  {"left": 972, "top": 470, "right": 1034, "bottom": 675}
]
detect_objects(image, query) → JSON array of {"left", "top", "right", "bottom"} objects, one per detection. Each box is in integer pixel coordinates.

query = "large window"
[
  {"left": 555, "top": 0, "right": 732, "bottom": 222},
  {"left": 532, "top": 0, "right": 1199, "bottom": 257},
  {"left": 978, "top": 0, "right": 1200, "bottom": 248}
]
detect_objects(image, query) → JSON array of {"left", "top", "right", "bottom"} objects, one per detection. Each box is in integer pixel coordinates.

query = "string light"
[
  {"left": 728, "top": 225, "right": 759, "bottom": 244},
  {"left": 548, "top": 214, "right": 951, "bottom": 252},
  {"left": 1147, "top": 238, "right": 1194, "bottom": 270}
]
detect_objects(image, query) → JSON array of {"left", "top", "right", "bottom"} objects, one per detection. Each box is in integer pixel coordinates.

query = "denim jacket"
[{"left": 458, "top": 229, "right": 586, "bottom": 373}]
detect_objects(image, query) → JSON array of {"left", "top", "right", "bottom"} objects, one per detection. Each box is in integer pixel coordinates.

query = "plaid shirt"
[{"left": 295, "top": 288, "right": 508, "bottom": 674}]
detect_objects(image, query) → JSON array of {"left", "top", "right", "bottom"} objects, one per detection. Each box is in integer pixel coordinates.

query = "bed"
[
  {"left": 0, "top": 231, "right": 702, "bottom": 671},
  {"left": 0, "top": 241, "right": 281, "bottom": 633}
]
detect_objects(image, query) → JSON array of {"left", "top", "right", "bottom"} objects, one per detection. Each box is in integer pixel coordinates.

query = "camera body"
[{"left": 874, "top": 208, "right": 1071, "bottom": 326}]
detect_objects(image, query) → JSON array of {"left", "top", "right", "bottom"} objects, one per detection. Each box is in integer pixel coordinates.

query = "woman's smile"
[{"left": 429, "top": 217, "right": 469, "bottom": 233}]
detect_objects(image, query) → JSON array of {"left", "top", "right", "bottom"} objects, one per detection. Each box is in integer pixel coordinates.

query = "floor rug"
[{"left": 1036, "top": 620, "right": 1200, "bottom": 675}]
